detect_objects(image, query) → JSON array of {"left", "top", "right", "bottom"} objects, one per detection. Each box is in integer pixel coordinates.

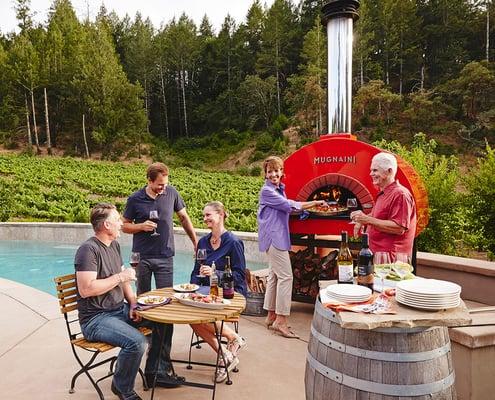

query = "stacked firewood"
[
  {"left": 245, "top": 268, "right": 268, "bottom": 293},
  {"left": 290, "top": 248, "right": 339, "bottom": 299}
]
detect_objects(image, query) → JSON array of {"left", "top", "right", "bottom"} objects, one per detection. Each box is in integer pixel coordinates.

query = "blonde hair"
[
  {"left": 204, "top": 201, "right": 229, "bottom": 220},
  {"left": 262, "top": 155, "right": 284, "bottom": 174}
]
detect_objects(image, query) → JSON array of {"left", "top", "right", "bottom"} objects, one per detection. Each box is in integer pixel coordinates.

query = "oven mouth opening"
[{"left": 305, "top": 185, "right": 360, "bottom": 219}]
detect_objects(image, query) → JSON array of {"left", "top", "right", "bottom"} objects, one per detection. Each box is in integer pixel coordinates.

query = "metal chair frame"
[
  {"left": 186, "top": 317, "right": 240, "bottom": 375},
  {"left": 54, "top": 273, "right": 149, "bottom": 399}
]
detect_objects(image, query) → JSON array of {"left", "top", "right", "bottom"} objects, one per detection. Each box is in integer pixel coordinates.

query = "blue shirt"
[
  {"left": 190, "top": 231, "right": 247, "bottom": 297},
  {"left": 257, "top": 180, "right": 301, "bottom": 252},
  {"left": 123, "top": 186, "right": 185, "bottom": 257}
]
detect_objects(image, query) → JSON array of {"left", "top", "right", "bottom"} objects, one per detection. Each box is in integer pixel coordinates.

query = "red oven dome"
[{"left": 283, "top": 134, "right": 429, "bottom": 237}]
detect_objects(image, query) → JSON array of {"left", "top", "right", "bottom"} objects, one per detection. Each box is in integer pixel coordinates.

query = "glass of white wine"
[
  {"left": 393, "top": 252, "right": 412, "bottom": 280},
  {"left": 347, "top": 198, "right": 358, "bottom": 224},
  {"left": 374, "top": 251, "right": 391, "bottom": 292}
]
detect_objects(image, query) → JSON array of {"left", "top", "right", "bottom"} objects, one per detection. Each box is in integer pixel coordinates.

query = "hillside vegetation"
[
  {"left": 0, "top": 0, "right": 493, "bottom": 161},
  {"left": 1, "top": 138, "right": 495, "bottom": 260}
]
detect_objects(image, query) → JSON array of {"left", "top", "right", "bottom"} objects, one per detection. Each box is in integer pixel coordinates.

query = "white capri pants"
[{"left": 263, "top": 245, "right": 293, "bottom": 316}]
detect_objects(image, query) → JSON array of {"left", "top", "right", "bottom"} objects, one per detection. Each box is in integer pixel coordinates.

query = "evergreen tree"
[
  {"left": 257, "top": 0, "right": 300, "bottom": 115},
  {"left": 73, "top": 20, "right": 146, "bottom": 157},
  {"left": 287, "top": 16, "right": 326, "bottom": 134}
]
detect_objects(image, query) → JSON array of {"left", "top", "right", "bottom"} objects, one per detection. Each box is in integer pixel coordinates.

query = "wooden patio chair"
[{"left": 54, "top": 273, "right": 151, "bottom": 399}]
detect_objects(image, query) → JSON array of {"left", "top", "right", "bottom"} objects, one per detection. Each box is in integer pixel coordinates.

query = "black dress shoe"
[
  {"left": 111, "top": 381, "right": 143, "bottom": 400},
  {"left": 145, "top": 373, "right": 185, "bottom": 388}
]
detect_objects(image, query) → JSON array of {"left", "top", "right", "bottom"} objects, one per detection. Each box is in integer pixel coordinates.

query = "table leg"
[{"left": 150, "top": 323, "right": 166, "bottom": 400}]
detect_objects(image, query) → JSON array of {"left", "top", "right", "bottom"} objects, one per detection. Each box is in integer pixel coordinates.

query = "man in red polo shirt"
[{"left": 350, "top": 152, "right": 416, "bottom": 259}]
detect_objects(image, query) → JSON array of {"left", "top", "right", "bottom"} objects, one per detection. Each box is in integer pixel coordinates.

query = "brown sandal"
[
  {"left": 271, "top": 322, "right": 299, "bottom": 339},
  {"left": 264, "top": 318, "right": 276, "bottom": 329}
]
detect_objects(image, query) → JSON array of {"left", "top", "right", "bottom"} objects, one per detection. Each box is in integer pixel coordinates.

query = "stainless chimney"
[{"left": 322, "top": 0, "right": 360, "bottom": 134}]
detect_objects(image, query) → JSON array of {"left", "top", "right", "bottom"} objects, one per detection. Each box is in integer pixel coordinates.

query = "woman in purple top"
[{"left": 257, "top": 156, "right": 327, "bottom": 338}]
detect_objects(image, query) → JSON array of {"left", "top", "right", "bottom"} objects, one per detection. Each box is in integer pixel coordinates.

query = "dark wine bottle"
[
  {"left": 357, "top": 233, "right": 374, "bottom": 289},
  {"left": 222, "top": 256, "right": 235, "bottom": 299},
  {"left": 337, "top": 231, "right": 354, "bottom": 284}
]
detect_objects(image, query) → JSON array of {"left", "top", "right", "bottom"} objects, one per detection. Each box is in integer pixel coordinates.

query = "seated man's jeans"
[{"left": 81, "top": 303, "right": 173, "bottom": 395}]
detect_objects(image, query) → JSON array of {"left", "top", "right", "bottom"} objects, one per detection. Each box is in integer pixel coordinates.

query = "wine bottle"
[
  {"left": 357, "top": 233, "right": 374, "bottom": 289},
  {"left": 222, "top": 256, "right": 235, "bottom": 299},
  {"left": 209, "top": 261, "right": 219, "bottom": 297},
  {"left": 337, "top": 231, "right": 354, "bottom": 284}
]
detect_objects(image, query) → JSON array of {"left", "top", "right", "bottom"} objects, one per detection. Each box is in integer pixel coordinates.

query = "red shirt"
[{"left": 368, "top": 181, "right": 416, "bottom": 255}]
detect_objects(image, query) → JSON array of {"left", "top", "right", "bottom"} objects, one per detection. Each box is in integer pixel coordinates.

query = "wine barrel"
[{"left": 305, "top": 299, "right": 456, "bottom": 399}]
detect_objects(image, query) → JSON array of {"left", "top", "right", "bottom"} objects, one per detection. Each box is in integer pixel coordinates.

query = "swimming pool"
[{"left": 0, "top": 240, "right": 266, "bottom": 296}]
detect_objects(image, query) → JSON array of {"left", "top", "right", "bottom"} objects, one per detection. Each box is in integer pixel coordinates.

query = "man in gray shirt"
[{"left": 75, "top": 203, "right": 182, "bottom": 400}]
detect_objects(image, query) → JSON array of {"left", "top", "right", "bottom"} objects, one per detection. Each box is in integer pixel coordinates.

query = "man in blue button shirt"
[{"left": 123, "top": 162, "right": 197, "bottom": 387}]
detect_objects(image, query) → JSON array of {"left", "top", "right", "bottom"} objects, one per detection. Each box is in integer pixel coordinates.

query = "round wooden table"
[{"left": 137, "top": 288, "right": 246, "bottom": 400}]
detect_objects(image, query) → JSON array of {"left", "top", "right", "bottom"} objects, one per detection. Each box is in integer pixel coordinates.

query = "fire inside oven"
[{"left": 307, "top": 184, "right": 360, "bottom": 219}]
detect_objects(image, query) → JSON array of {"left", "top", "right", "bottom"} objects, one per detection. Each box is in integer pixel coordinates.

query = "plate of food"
[
  {"left": 174, "top": 293, "right": 231, "bottom": 309},
  {"left": 173, "top": 283, "right": 200, "bottom": 293},
  {"left": 137, "top": 295, "right": 169, "bottom": 306}
]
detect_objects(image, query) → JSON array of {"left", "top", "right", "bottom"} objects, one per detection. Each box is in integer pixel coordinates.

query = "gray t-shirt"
[{"left": 74, "top": 237, "right": 124, "bottom": 325}]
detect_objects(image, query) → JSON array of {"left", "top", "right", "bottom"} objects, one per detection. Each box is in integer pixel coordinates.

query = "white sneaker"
[
  {"left": 214, "top": 353, "right": 239, "bottom": 383},
  {"left": 227, "top": 335, "right": 247, "bottom": 357}
]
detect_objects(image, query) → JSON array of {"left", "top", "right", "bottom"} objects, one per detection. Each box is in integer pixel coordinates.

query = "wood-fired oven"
[{"left": 284, "top": 0, "right": 429, "bottom": 301}]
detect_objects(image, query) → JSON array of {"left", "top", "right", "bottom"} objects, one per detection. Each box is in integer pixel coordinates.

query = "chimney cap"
[{"left": 321, "top": 0, "right": 360, "bottom": 25}]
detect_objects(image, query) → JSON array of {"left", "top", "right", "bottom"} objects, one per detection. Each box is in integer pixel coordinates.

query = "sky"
[{"left": 0, "top": 0, "right": 276, "bottom": 34}]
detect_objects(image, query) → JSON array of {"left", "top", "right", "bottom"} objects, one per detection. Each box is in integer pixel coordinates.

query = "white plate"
[
  {"left": 173, "top": 293, "right": 231, "bottom": 309},
  {"left": 173, "top": 283, "right": 199, "bottom": 293},
  {"left": 326, "top": 284, "right": 372, "bottom": 298},
  {"left": 328, "top": 293, "right": 371, "bottom": 302},
  {"left": 396, "top": 279, "right": 461, "bottom": 296},
  {"left": 396, "top": 295, "right": 460, "bottom": 310},
  {"left": 396, "top": 290, "right": 459, "bottom": 303},
  {"left": 137, "top": 295, "right": 169, "bottom": 306},
  {"left": 319, "top": 289, "right": 366, "bottom": 304},
  {"left": 396, "top": 292, "right": 460, "bottom": 306}
]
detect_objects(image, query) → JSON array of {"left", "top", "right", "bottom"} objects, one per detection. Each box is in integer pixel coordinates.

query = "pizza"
[{"left": 307, "top": 203, "right": 348, "bottom": 216}]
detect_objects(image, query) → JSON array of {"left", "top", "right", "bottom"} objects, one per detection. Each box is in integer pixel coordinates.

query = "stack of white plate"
[
  {"left": 326, "top": 284, "right": 372, "bottom": 303},
  {"left": 395, "top": 279, "right": 461, "bottom": 310}
]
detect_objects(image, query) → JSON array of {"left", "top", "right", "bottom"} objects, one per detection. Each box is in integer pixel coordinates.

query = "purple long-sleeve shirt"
[{"left": 257, "top": 180, "right": 302, "bottom": 252}]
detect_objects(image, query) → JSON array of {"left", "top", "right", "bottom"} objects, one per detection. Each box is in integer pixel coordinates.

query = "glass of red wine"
[
  {"left": 129, "top": 252, "right": 140, "bottom": 269},
  {"left": 196, "top": 248, "right": 208, "bottom": 284},
  {"left": 149, "top": 210, "right": 160, "bottom": 236}
]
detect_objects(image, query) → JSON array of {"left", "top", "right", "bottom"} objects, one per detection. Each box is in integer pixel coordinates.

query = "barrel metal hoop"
[
  {"left": 310, "top": 324, "right": 451, "bottom": 362},
  {"left": 315, "top": 297, "right": 343, "bottom": 323},
  {"left": 307, "top": 351, "right": 455, "bottom": 397}
]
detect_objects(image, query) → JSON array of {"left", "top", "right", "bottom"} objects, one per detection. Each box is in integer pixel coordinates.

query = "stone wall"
[{"left": 0, "top": 222, "right": 267, "bottom": 265}]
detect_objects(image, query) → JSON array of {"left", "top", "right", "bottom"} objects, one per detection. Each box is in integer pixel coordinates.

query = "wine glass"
[
  {"left": 196, "top": 248, "right": 208, "bottom": 280},
  {"left": 149, "top": 210, "right": 160, "bottom": 236},
  {"left": 393, "top": 252, "right": 412, "bottom": 280},
  {"left": 347, "top": 198, "right": 358, "bottom": 224},
  {"left": 129, "top": 252, "right": 140, "bottom": 269},
  {"left": 374, "top": 251, "right": 392, "bottom": 292}
]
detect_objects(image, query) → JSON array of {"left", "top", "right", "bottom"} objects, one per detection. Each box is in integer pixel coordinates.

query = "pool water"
[{"left": 0, "top": 240, "right": 266, "bottom": 296}]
